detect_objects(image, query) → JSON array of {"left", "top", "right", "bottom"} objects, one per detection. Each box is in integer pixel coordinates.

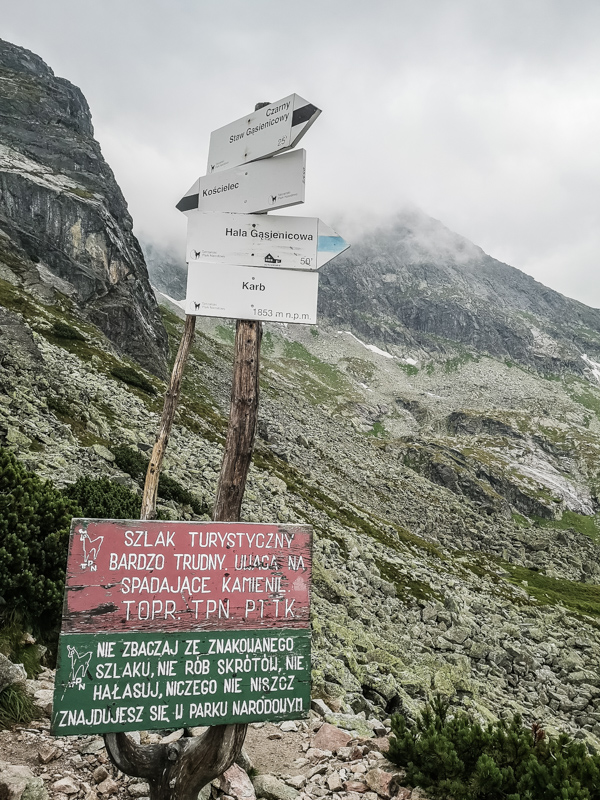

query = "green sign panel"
[{"left": 52, "top": 628, "right": 310, "bottom": 735}]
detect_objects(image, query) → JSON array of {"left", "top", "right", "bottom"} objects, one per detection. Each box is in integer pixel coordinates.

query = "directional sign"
[
  {"left": 207, "top": 94, "right": 320, "bottom": 174},
  {"left": 186, "top": 212, "right": 349, "bottom": 271},
  {"left": 185, "top": 262, "right": 319, "bottom": 324},
  {"left": 177, "top": 149, "right": 306, "bottom": 215}
]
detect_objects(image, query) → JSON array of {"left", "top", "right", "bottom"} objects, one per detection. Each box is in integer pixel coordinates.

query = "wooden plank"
[
  {"left": 178, "top": 149, "right": 306, "bottom": 215},
  {"left": 51, "top": 628, "right": 311, "bottom": 736},
  {"left": 63, "top": 520, "right": 312, "bottom": 633}
]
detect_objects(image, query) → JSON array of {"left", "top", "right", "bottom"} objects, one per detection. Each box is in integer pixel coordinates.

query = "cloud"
[{"left": 3, "top": 0, "right": 600, "bottom": 306}]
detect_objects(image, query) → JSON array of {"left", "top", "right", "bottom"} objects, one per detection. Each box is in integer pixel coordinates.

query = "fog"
[{"left": 2, "top": 0, "right": 600, "bottom": 306}]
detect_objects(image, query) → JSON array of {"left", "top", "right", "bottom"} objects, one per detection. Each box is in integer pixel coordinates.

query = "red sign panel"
[{"left": 64, "top": 520, "right": 312, "bottom": 634}]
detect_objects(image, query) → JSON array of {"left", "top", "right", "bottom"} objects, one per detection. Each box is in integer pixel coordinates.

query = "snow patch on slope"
[
  {"left": 512, "top": 454, "right": 595, "bottom": 516},
  {"left": 582, "top": 354, "right": 600, "bottom": 384},
  {"left": 154, "top": 287, "right": 186, "bottom": 313},
  {"left": 339, "top": 330, "right": 420, "bottom": 364}
]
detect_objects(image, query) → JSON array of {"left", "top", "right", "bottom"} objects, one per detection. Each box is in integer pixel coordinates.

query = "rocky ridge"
[
  {"left": 318, "top": 210, "right": 600, "bottom": 378},
  {"left": 0, "top": 38, "right": 168, "bottom": 375},
  {"left": 2, "top": 277, "right": 600, "bottom": 747}
]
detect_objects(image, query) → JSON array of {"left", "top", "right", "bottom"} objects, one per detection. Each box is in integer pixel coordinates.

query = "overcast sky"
[{"left": 3, "top": 0, "right": 600, "bottom": 307}]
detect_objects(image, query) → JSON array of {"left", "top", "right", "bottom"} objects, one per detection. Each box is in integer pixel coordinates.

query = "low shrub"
[
  {"left": 113, "top": 444, "right": 149, "bottom": 483},
  {"left": 111, "top": 445, "right": 206, "bottom": 515},
  {"left": 0, "top": 683, "right": 38, "bottom": 728},
  {"left": 47, "top": 395, "right": 73, "bottom": 418},
  {"left": 0, "top": 447, "right": 76, "bottom": 636},
  {"left": 388, "top": 695, "right": 600, "bottom": 799},
  {"left": 158, "top": 473, "right": 205, "bottom": 515},
  {"left": 0, "top": 620, "right": 43, "bottom": 678},
  {"left": 62, "top": 475, "right": 142, "bottom": 520},
  {"left": 51, "top": 321, "right": 86, "bottom": 341},
  {"left": 110, "top": 365, "right": 157, "bottom": 395}
]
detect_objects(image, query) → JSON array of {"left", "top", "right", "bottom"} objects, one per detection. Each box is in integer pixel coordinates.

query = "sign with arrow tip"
[
  {"left": 177, "top": 149, "right": 306, "bottom": 215},
  {"left": 186, "top": 212, "right": 349, "bottom": 271},
  {"left": 207, "top": 94, "right": 320, "bottom": 174}
]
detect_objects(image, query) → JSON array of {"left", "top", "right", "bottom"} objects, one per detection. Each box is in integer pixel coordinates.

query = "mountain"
[
  {"left": 319, "top": 210, "right": 600, "bottom": 378},
  {"left": 142, "top": 240, "right": 187, "bottom": 301},
  {"left": 0, "top": 38, "right": 168, "bottom": 375},
  {"left": 2, "top": 37, "right": 600, "bottom": 753}
]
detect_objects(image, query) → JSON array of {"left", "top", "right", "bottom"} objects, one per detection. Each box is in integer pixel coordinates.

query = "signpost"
[
  {"left": 207, "top": 94, "right": 320, "bottom": 173},
  {"left": 185, "top": 262, "right": 318, "bottom": 323},
  {"left": 52, "top": 520, "right": 312, "bottom": 735},
  {"left": 177, "top": 149, "right": 306, "bottom": 215},
  {"left": 186, "top": 212, "right": 349, "bottom": 271},
  {"left": 50, "top": 96, "right": 347, "bottom": 800}
]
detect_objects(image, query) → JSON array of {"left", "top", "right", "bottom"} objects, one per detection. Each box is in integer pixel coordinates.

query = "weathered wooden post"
[
  {"left": 140, "top": 314, "right": 196, "bottom": 520},
  {"left": 101, "top": 315, "right": 258, "bottom": 800}
]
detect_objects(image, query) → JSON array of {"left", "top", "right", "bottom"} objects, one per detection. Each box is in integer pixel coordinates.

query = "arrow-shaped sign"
[
  {"left": 186, "top": 212, "right": 349, "bottom": 271},
  {"left": 177, "top": 149, "right": 306, "bottom": 215},
  {"left": 207, "top": 94, "right": 320, "bottom": 174}
]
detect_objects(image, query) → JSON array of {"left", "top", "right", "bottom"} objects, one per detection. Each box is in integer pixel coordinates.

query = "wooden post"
[
  {"left": 213, "top": 319, "right": 262, "bottom": 521},
  {"left": 104, "top": 318, "right": 261, "bottom": 799},
  {"left": 105, "top": 316, "right": 256, "bottom": 800},
  {"left": 141, "top": 314, "right": 196, "bottom": 519},
  {"left": 104, "top": 719, "right": 247, "bottom": 800}
]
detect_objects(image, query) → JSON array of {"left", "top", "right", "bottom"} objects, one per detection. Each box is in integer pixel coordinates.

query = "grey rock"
[
  {"left": 285, "top": 776, "right": 306, "bottom": 790},
  {"left": 79, "top": 739, "right": 105, "bottom": 755},
  {"left": 0, "top": 762, "right": 48, "bottom": 800},
  {"left": 0, "top": 654, "right": 26, "bottom": 693},
  {"left": 311, "top": 699, "right": 332, "bottom": 717},
  {"left": 91, "top": 444, "right": 115, "bottom": 462},
  {"left": 92, "top": 768, "right": 109, "bottom": 784},
  {"left": 51, "top": 778, "right": 79, "bottom": 795},
  {"left": 252, "top": 776, "right": 299, "bottom": 800},
  {"left": 128, "top": 784, "right": 150, "bottom": 798}
]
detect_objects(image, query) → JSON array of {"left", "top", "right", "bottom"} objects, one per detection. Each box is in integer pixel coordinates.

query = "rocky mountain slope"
[
  {"left": 319, "top": 210, "right": 600, "bottom": 378},
  {"left": 0, "top": 38, "right": 167, "bottom": 375},
  {"left": 2, "top": 35, "right": 600, "bottom": 762}
]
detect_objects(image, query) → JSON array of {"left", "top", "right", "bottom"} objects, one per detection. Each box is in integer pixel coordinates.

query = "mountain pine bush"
[
  {"left": 63, "top": 475, "right": 142, "bottom": 519},
  {"left": 112, "top": 444, "right": 206, "bottom": 515},
  {"left": 110, "top": 365, "right": 157, "bottom": 395},
  {"left": 0, "top": 447, "right": 76, "bottom": 634},
  {"left": 0, "top": 448, "right": 148, "bottom": 641},
  {"left": 388, "top": 695, "right": 600, "bottom": 799}
]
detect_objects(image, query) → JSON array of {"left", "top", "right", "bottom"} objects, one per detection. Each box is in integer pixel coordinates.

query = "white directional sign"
[
  {"left": 207, "top": 95, "right": 320, "bottom": 174},
  {"left": 186, "top": 212, "right": 349, "bottom": 271},
  {"left": 177, "top": 149, "right": 306, "bottom": 215},
  {"left": 185, "top": 262, "right": 318, "bottom": 324}
]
